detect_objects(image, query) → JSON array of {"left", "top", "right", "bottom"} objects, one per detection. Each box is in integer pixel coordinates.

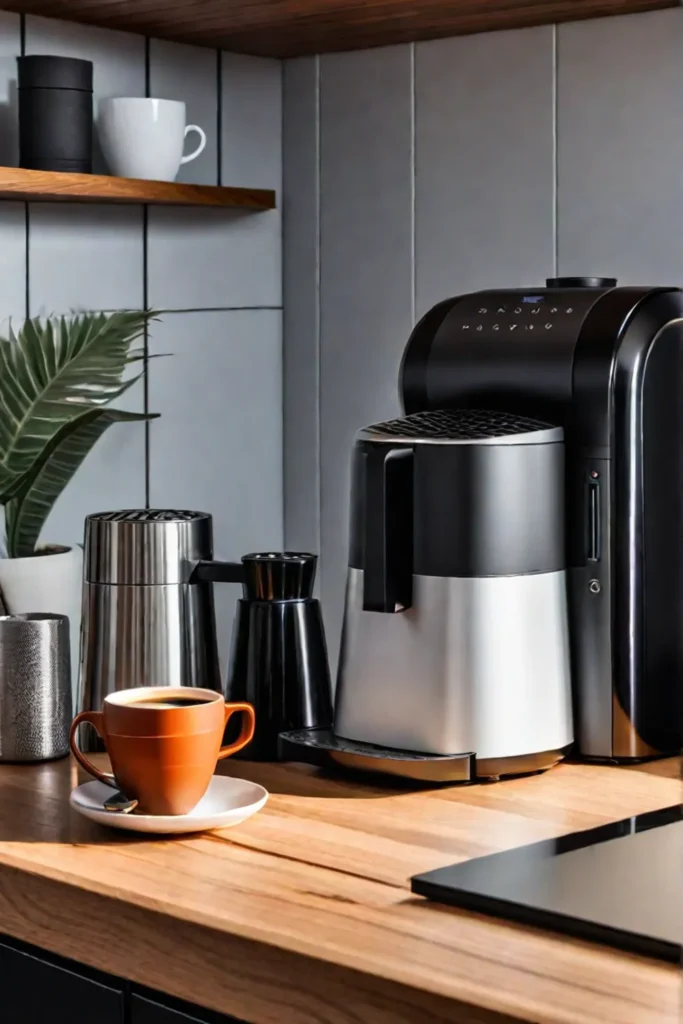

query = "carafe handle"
[
  {"left": 190, "top": 560, "right": 245, "bottom": 584},
  {"left": 362, "top": 445, "right": 413, "bottom": 613}
]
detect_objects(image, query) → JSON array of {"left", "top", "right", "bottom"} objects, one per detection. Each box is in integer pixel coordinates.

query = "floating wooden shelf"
[
  {"left": 2, "top": 0, "right": 676, "bottom": 56},
  {"left": 0, "top": 167, "right": 276, "bottom": 210}
]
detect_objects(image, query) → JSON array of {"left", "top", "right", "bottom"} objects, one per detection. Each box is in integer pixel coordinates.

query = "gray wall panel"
[
  {"left": 148, "top": 310, "right": 283, "bottom": 673},
  {"left": 26, "top": 16, "right": 145, "bottom": 314},
  {"left": 319, "top": 44, "right": 414, "bottom": 671},
  {"left": 0, "top": 13, "right": 284, "bottom": 566},
  {"left": 558, "top": 9, "right": 683, "bottom": 284},
  {"left": 283, "top": 56, "right": 319, "bottom": 557},
  {"left": 0, "top": 11, "right": 24, "bottom": 329},
  {"left": 148, "top": 51, "right": 282, "bottom": 311},
  {"left": 24, "top": 16, "right": 147, "bottom": 546},
  {"left": 148, "top": 39, "right": 218, "bottom": 186},
  {"left": 415, "top": 26, "right": 556, "bottom": 314}
]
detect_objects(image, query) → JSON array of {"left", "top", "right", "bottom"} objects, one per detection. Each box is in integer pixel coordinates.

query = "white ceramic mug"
[{"left": 98, "top": 97, "right": 207, "bottom": 181}]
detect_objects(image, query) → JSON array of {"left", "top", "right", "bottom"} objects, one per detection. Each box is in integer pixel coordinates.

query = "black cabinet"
[
  {"left": 0, "top": 940, "right": 125, "bottom": 1024},
  {"left": 131, "top": 993, "right": 239, "bottom": 1023},
  {"left": 0, "top": 935, "right": 243, "bottom": 1024}
]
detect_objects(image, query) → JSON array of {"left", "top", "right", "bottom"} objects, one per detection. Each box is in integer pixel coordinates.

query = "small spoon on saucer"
[{"left": 103, "top": 790, "right": 138, "bottom": 814}]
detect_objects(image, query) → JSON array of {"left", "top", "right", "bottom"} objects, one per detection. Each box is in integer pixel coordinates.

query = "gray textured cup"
[{"left": 0, "top": 613, "right": 72, "bottom": 761}]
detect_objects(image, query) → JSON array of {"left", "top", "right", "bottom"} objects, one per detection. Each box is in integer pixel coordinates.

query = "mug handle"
[
  {"left": 69, "top": 711, "right": 116, "bottom": 788},
  {"left": 218, "top": 703, "right": 256, "bottom": 760},
  {"left": 180, "top": 125, "right": 207, "bottom": 165}
]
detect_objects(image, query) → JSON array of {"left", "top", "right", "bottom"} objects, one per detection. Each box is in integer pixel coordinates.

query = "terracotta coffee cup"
[{"left": 69, "top": 687, "right": 256, "bottom": 815}]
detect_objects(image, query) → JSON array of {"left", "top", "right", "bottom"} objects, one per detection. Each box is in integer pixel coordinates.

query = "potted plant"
[{"left": 0, "top": 310, "right": 158, "bottom": 689}]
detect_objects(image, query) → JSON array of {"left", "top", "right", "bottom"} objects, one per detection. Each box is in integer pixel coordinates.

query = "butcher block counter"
[{"left": 0, "top": 754, "right": 679, "bottom": 1024}]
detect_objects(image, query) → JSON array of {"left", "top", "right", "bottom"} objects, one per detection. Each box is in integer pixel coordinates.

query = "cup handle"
[
  {"left": 218, "top": 703, "right": 256, "bottom": 760},
  {"left": 69, "top": 711, "right": 116, "bottom": 788},
  {"left": 180, "top": 125, "right": 207, "bottom": 165}
]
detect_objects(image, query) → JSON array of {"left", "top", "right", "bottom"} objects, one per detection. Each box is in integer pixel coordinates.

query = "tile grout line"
[
  {"left": 315, "top": 53, "right": 322, "bottom": 576},
  {"left": 279, "top": 58, "right": 285, "bottom": 549},
  {"left": 20, "top": 13, "right": 29, "bottom": 321},
  {"left": 410, "top": 42, "right": 416, "bottom": 327},
  {"left": 143, "top": 35, "right": 151, "bottom": 508},
  {"left": 216, "top": 49, "right": 223, "bottom": 186},
  {"left": 552, "top": 23, "right": 559, "bottom": 279}
]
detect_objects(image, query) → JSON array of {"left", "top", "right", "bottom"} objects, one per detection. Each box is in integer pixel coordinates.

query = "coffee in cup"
[{"left": 70, "top": 687, "right": 255, "bottom": 815}]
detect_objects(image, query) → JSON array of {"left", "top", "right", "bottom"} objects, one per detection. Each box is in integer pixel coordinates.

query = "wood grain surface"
[
  {"left": 0, "top": 167, "right": 276, "bottom": 209},
  {"left": 0, "top": 755, "right": 679, "bottom": 1024},
  {"left": 2, "top": 0, "right": 676, "bottom": 56}
]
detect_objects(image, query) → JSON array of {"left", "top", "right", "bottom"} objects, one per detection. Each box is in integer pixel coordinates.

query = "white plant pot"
[{"left": 0, "top": 545, "right": 83, "bottom": 703}]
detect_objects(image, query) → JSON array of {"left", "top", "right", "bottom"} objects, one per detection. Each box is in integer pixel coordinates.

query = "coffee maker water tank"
[{"left": 334, "top": 409, "right": 574, "bottom": 779}]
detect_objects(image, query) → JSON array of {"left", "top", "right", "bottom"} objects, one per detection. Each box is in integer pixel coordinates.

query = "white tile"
[
  {"left": 148, "top": 51, "right": 281, "bottom": 312},
  {"left": 221, "top": 53, "right": 281, "bottom": 189},
  {"left": 0, "top": 12, "right": 25, "bottom": 327},
  {"left": 148, "top": 39, "right": 218, "bottom": 186},
  {"left": 147, "top": 310, "right": 283, "bottom": 672},
  {"left": 29, "top": 204, "right": 143, "bottom": 315},
  {"left": 283, "top": 57, "right": 319, "bottom": 558},
  {"left": 147, "top": 205, "right": 280, "bottom": 311},
  {"left": 26, "top": 16, "right": 145, "bottom": 314},
  {"left": 557, "top": 9, "right": 683, "bottom": 284},
  {"left": 415, "top": 26, "right": 555, "bottom": 313},
  {"left": 41, "top": 372, "right": 146, "bottom": 550},
  {"left": 319, "top": 45, "right": 413, "bottom": 671}
]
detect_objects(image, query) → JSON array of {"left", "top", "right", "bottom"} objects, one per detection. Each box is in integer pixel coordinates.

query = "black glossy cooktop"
[{"left": 411, "top": 804, "right": 683, "bottom": 962}]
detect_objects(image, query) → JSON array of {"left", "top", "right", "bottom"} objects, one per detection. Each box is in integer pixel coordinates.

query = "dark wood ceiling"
[{"left": 4, "top": 0, "right": 675, "bottom": 57}]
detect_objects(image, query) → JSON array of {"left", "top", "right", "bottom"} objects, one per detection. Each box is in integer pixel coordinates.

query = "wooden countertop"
[{"left": 0, "top": 754, "right": 679, "bottom": 1024}]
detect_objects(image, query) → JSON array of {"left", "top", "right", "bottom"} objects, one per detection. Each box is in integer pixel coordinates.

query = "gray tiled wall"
[
  {"left": 283, "top": 7, "right": 683, "bottom": 674},
  {"left": 0, "top": 11, "right": 283, "bottom": 671}
]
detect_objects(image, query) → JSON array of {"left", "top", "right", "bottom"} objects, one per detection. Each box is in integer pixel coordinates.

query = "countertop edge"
[{"left": 0, "top": 859, "right": 535, "bottom": 1024}]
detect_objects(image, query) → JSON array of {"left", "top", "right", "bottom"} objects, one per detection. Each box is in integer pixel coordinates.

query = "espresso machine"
[{"left": 281, "top": 277, "right": 683, "bottom": 779}]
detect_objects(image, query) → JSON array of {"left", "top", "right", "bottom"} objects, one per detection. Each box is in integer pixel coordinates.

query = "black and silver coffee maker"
[
  {"left": 397, "top": 276, "right": 683, "bottom": 763},
  {"left": 282, "top": 277, "right": 683, "bottom": 779}
]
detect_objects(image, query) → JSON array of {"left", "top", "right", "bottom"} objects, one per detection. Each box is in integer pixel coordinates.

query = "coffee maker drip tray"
[{"left": 278, "top": 729, "right": 570, "bottom": 783}]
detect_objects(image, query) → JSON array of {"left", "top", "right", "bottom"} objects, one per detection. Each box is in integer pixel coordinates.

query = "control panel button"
[
  {"left": 476, "top": 325, "right": 483, "bottom": 331},
  {"left": 493, "top": 324, "right": 500, "bottom": 330},
  {"left": 478, "top": 307, "right": 487, "bottom": 314},
  {"left": 545, "top": 323, "right": 553, "bottom": 330},
  {"left": 566, "top": 307, "right": 574, "bottom": 314},
  {"left": 514, "top": 307, "right": 522, "bottom": 314},
  {"left": 550, "top": 307, "right": 558, "bottom": 314},
  {"left": 462, "top": 323, "right": 471, "bottom": 330},
  {"left": 497, "top": 306, "right": 506, "bottom": 313},
  {"left": 531, "top": 308, "right": 540, "bottom": 315},
  {"left": 509, "top": 324, "right": 518, "bottom": 331}
]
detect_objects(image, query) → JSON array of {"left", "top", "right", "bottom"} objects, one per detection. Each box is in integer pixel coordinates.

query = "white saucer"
[{"left": 70, "top": 775, "right": 268, "bottom": 834}]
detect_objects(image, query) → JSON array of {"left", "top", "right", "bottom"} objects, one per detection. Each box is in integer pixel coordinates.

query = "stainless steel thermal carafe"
[{"left": 78, "top": 510, "right": 232, "bottom": 730}]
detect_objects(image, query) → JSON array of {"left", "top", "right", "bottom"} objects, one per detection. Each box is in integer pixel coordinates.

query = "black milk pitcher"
[{"left": 194, "top": 552, "right": 333, "bottom": 760}]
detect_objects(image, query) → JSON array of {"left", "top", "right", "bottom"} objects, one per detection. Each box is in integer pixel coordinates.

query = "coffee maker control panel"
[{"left": 451, "top": 289, "right": 606, "bottom": 339}]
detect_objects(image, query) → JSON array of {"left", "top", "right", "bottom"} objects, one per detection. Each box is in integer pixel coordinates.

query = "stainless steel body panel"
[
  {"left": 335, "top": 568, "right": 574, "bottom": 759},
  {"left": 78, "top": 581, "right": 222, "bottom": 712}
]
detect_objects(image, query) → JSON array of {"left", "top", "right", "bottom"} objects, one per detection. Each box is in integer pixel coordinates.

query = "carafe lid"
[
  {"left": 241, "top": 552, "right": 317, "bottom": 600},
  {"left": 84, "top": 509, "right": 214, "bottom": 584}
]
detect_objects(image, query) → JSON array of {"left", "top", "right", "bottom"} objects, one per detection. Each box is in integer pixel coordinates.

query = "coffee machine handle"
[
  {"left": 190, "top": 560, "right": 245, "bottom": 584},
  {"left": 363, "top": 446, "right": 413, "bottom": 613}
]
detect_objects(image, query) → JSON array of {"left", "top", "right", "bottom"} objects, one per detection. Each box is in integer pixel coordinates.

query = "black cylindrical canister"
[{"left": 18, "top": 55, "right": 93, "bottom": 173}]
